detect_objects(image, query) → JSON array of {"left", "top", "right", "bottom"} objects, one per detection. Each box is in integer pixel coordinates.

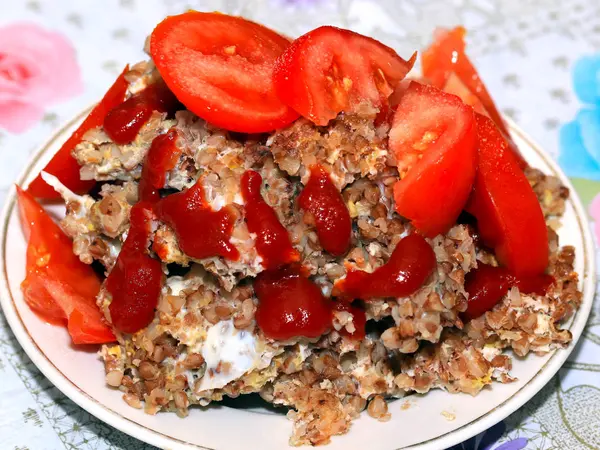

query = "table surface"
[{"left": 0, "top": 1, "right": 599, "bottom": 449}]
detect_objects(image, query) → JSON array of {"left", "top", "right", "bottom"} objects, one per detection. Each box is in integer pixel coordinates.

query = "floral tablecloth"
[{"left": 1, "top": 0, "right": 599, "bottom": 449}]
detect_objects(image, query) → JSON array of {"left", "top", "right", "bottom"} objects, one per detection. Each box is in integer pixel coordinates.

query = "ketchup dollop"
[
  {"left": 464, "top": 263, "right": 554, "bottom": 321},
  {"left": 154, "top": 181, "right": 240, "bottom": 260},
  {"left": 241, "top": 170, "right": 299, "bottom": 269},
  {"left": 298, "top": 165, "right": 351, "bottom": 256},
  {"left": 139, "top": 128, "right": 181, "bottom": 203},
  {"left": 107, "top": 203, "right": 163, "bottom": 333},
  {"left": 333, "top": 302, "right": 366, "bottom": 340},
  {"left": 334, "top": 234, "right": 436, "bottom": 300},
  {"left": 103, "top": 81, "right": 180, "bottom": 144},
  {"left": 255, "top": 265, "right": 332, "bottom": 340}
]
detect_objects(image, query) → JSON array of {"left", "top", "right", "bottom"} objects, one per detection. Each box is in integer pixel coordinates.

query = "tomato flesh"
[
  {"left": 27, "top": 66, "right": 129, "bottom": 199},
  {"left": 466, "top": 114, "right": 548, "bottom": 276},
  {"left": 39, "top": 271, "right": 116, "bottom": 344},
  {"left": 16, "top": 186, "right": 115, "bottom": 344},
  {"left": 390, "top": 82, "right": 477, "bottom": 237},
  {"left": 21, "top": 269, "right": 67, "bottom": 325},
  {"left": 422, "top": 27, "right": 527, "bottom": 168},
  {"left": 273, "top": 26, "right": 416, "bottom": 125},
  {"left": 150, "top": 12, "right": 298, "bottom": 133}
]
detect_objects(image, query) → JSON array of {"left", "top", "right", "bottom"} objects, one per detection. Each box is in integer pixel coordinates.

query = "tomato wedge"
[
  {"left": 150, "top": 12, "right": 298, "bottom": 133},
  {"left": 466, "top": 115, "right": 548, "bottom": 276},
  {"left": 27, "top": 66, "right": 129, "bottom": 199},
  {"left": 21, "top": 267, "right": 66, "bottom": 325},
  {"left": 17, "top": 186, "right": 115, "bottom": 344},
  {"left": 441, "top": 72, "right": 487, "bottom": 116},
  {"left": 273, "top": 26, "right": 416, "bottom": 126},
  {"left": 390, "top": 82, "right": 477, "bottom": 237},
  {"left": 421, "top": 27, "right": 526, "bottom": 168}
]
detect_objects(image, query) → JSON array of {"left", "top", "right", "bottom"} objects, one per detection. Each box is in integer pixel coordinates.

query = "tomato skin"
[
  {"left": 21, "top": 269, "right": 67, "bottom": 325},
  {"left": 421, "top": 27, "right": 527, "bottom": 169},
  {"left": 150, "top": 12, "right": 298, "bottom": 133},
  {"left": 37, "top": 271, "right": 116, "bottom": 344},
  {"left": 27, "top": 66, "right": 129, "bottom": 199},
  {"left": 390, "top": 82, "right": 477, "bottom": 237},
  {"left": 16, "top": 186, "right": 115, "bottom": 344},
  {"left": 273, "top": 26, "right": 416, "bottom": 125},
  {"left": 441, "top": 72, "right": 487, "bottom": 116},
  {"left": 466, "top": 114, "right": 548, "bottom": 276},
  {"left": 17, "top": 186, "right": 101, "bottom": 297}
]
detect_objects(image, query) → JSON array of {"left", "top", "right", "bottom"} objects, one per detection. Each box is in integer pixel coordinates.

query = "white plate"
[{"left": 0, "top": 111, "right": 595, "bottom": 450}]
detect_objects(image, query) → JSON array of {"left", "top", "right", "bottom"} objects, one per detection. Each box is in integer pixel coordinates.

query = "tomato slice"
[
  {"left": 466, "top": 114, "right": 548, "bottom": 276},
  {"left": 27, "top": 66, "right": 129, "bottom": 199},
  {"left": 421, "top": 27, "right": 527, "bottom": 169},
  {"left": 21, "top": 269, "right": 67, "bottom": 325},
  {"left": 441, "top": 72, "right": 487, "bottom": 115},
  {"left": 390, "top": 82, "right": 477, "bottom": 237},
  {"left": 34, "top": 270, "right": 116, "bottom": 344},
  {"left": 273, "top": 26, "right": 416, "bottom": 126},
  {"left": 16, "top": 186, "right": 115, "bottom": 344},
  {"left": 150, "top": 12, "right": 298, "bottom": 133}
]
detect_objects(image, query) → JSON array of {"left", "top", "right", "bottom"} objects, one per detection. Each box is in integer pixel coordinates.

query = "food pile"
[{"left": 18, "top": 13, "right": 581, "bottom": 446}]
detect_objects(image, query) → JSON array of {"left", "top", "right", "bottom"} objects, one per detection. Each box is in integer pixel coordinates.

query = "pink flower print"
[{"left": 0, "top": 22, "right": 83, "bottom": 133}]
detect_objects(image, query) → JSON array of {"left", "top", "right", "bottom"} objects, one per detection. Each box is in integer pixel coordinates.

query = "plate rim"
[{"left": 0, "top": 110, "right": 595, "bottom": 450}]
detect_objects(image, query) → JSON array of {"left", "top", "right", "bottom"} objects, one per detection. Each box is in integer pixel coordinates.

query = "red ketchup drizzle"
[
  {"left": 103, "top": 81, "right": 180, "bottom": 144},
  {"left": 255, "top": 265, "right": 332, "bottom": 340},
  {"left": 463, "top": 263, "right": 554, "bottom": 321},
  {"left": 107, "top": 203, "right": 163, "bottom": 333},
  {"left": 241, "top": 170, "right": 299, "bottom": 269},
  {"left": 333, "top": 302, "right": 366, "bottom": 340},
  {"left": 298, "top": 165, "right": 351, "bottom": 256},
  {"left": 334, "top": 234, "right": 436, "bottom": 300},
  {"left": 154, "top": 181, "right": 239, "bottom": 260},
  {"left": 139, "top": 129, "right": 180, "bottom": 203}
]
